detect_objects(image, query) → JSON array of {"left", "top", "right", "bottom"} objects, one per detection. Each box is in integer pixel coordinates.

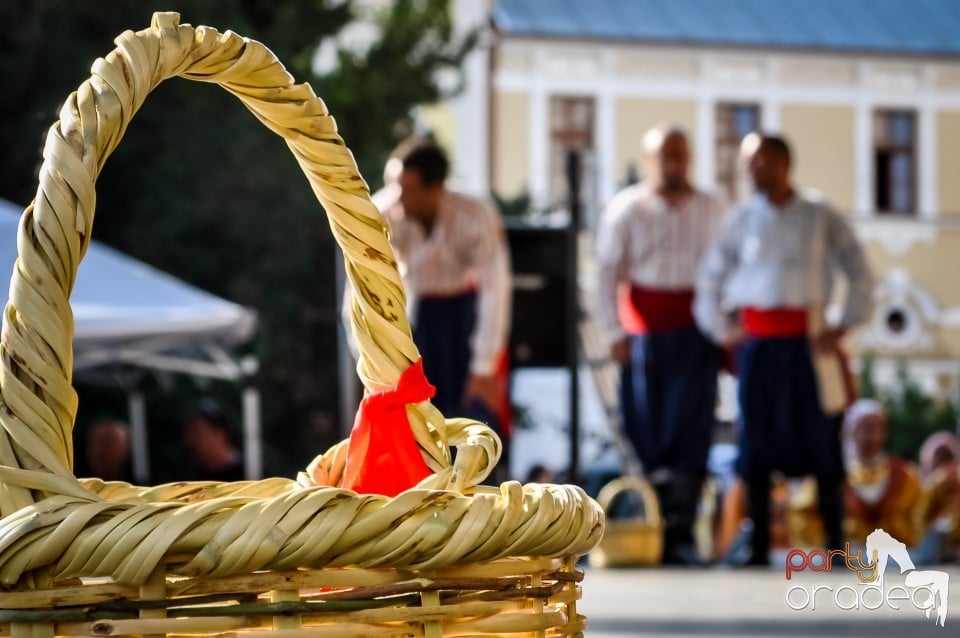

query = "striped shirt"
[
  {"left": 694, "top": 191, "right": 874, "bottom": 343},
  {"left": 594, "top": 182, "right": 727, "bottom": 346},
  {"left": 373, "top": 186, "right": 511, "bottom": 375}
]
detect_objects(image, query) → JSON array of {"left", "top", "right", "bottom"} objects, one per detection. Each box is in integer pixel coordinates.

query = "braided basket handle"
[
  {"left": 596, "top": 477, "right": 662, "bottom": 526},
  {"left": 0, "top": 12, "right": 488, "bottom": 513}
]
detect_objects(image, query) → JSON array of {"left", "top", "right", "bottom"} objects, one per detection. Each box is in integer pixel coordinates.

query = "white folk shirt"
[
  {"left": 373, "top": 186, "right": 511, "bottom": 376},
  {"left": 694, "top": 191, "right": 874, "bottom": 343},
  {"left": 594, "top": 182, "right": 727, "bottom": 346}
]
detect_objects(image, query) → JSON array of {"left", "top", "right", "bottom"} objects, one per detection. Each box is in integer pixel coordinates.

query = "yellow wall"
[
  {"left": 937, "top": 111, "right": 960, "bottom": 215},
  {"left": 492, "top": 91, "right": 530, "bottom": 199},
  {"left": 780, "top": 105, "right": 856, "bottom": 213},
  {"left": 614, "top": 97, "right": 697, "bottom": 188}
]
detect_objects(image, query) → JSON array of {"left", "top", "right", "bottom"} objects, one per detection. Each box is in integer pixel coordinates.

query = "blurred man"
[
  {"left": 695, "top": 133, "right": 874, "bottom": 565},
  {"left": 371, "top": 139, "right": 511, "bottom": 432},
  {"left": 843, "top": 399, "right": 923, "bottom": 547},
  {"left": 595, "top": 124, "right": 726, "bottom": 564},
  {"left": 85, "top": 418, "right": 134, "bottom": 482},
  {"left": 183, "top": 398, "right": 244, "bottom": 482}
]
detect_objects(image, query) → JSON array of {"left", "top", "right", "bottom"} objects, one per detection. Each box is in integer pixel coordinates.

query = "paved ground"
[{"left": 579, "top": 564, "right": 959, "bottom": 637}]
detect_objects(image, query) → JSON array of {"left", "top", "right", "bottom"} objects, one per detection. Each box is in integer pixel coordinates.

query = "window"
[
  {"left": 548, "top": 96, "right": 594, "bottom": 206},
  {"left": 715, "top": 103, "right": 761, "bottom": 202},
  {"left": 873, "top": 110, "right": 916, "bottom": 214}
]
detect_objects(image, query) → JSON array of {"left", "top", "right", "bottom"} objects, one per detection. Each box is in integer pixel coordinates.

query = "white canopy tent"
[{"left": 0, "top": 198, "right": 260, "bottom": 482}]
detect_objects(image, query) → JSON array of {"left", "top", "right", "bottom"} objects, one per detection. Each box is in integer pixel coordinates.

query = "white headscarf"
[
  {"left": 843, "top": 398, "right": 885, "bottom": 437},
  {"left": 843, "top": 398, "right": 891, "bottom": 503},
  {"left": 919, "top": 430, "right": 960, "bottom": 477}
]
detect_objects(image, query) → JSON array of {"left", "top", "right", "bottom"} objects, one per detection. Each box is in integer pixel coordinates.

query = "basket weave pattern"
[{"left": 0, "top": 12, "right": 603, "bottom": 637}]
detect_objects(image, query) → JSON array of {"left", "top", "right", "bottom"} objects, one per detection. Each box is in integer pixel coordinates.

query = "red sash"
[
  {"left": 741, "top": 307, "right": 808, "bottom": 337},
  {"left": 740, "top": 307, "right": 857, "bottom": 411},
  {"left": 420, "top": 284, "right": 478, "bottom": 300},
  {"left": 495, "top": 349, "right": 512, "bottom": 437},
  {"left": 618, "top": 284, "right": 695, "bottom": 334}
]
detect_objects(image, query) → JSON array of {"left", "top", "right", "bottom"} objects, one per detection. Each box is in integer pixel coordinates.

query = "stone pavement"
[{"left": 579, "top": 564, "right": 959, "bottom": 637}]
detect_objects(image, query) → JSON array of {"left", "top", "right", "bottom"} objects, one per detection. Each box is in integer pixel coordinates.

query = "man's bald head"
[
  {"left": 642, "top": 124, "right": 687, "bottom": 155},
  {"left": 642, "top": 124, "right": 691, "bottom": 195}
]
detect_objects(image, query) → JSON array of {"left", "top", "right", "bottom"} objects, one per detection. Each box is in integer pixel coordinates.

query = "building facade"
[{"left": 444, "top": 0, "right": 960, "bottom": 398}]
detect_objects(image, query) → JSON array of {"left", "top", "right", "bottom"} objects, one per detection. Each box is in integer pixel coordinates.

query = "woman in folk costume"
[
  {"left": 595, "top": 124, "right": 726, "bottom": 564},
  {"left": 842, "top": 399, "right": 924, "bottom": 547},
  {"left": 918, "top": 431, "right": 960, "bottom": 560},
  {"left": 695, "top": 133, "right": 874, "bottom": 565}
]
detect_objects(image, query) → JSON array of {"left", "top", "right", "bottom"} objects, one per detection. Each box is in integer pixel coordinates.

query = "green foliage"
[
  {"left": 0, "top": 0, "right": 474, "bottom": 479},
  {"left": 858, "top": 352, "right": 958, "bottom": 461},
  {"left": 492, "top": 190, "right": 533, "bottom": 218},
  {"left": 314, "top": 0, "right": 477, "bottom": 184},
  {"left": 857, "top": 351, "right": 880, "bottom": 400}
]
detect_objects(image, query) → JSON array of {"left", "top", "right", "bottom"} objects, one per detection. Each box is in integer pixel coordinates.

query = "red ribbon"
[{"left": 342, "top": 358, "right": 435, "bottom": 496}]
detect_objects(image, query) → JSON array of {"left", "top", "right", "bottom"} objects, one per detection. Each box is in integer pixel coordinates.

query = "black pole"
[{"left": 565, "top": 149, "right": 581, "bottom": 483}]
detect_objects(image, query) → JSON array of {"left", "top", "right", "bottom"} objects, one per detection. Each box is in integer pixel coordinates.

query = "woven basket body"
[
  {"left": 0, "top": 13, "right": 603, "bottom": 637},
  {"left": 590, "top": 477, "right": 662, "bottom": 568}
]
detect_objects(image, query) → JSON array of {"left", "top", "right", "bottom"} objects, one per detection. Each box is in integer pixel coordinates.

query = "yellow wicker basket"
[
  {"left": 0, "top": 12, "right": 604, "bottom": 637},
  {"left": 589, "top": 477, "right": 662, "bottom": 568}
]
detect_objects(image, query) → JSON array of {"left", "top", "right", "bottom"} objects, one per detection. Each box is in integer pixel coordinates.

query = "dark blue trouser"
[
  {"left": 412, "top": 290, "right": 477, "bottom": 419},
  {"left": 620, "top": 325, "right": 719, "bottom": 554},
  {"left": 620, "top": 325, "right": 719, "bottom": 477},
  {"left": 736, "top": 336, "right": 845, "bottom": 558},
  {"left": 736, "top": 336, "right": 844, "bottom": 482}
]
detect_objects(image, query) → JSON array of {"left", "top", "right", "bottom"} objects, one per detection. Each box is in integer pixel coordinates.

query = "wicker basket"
[
  {"left": 0, "top": 12, "right": 604, "bottom": 637},
  {"left": 589, "top": 477, "right": 663, "bottom": 568}
]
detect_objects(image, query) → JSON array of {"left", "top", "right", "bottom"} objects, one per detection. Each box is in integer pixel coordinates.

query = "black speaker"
[{"left": 505, "top": 221, "right": 570, "bottom": 368}]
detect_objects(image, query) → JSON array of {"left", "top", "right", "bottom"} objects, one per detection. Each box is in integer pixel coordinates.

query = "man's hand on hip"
[
  {"left": 722, "top": 324, "right": 746, "bottom": 351},
  {"left": 611, "top": 337, "right": 631, "bottom": 365},
  {"left": 813, "top": 327, "right": 847, "bottom": 354},
  {"left": 464, "top": 373, "right": 499, "bottom": 413}
]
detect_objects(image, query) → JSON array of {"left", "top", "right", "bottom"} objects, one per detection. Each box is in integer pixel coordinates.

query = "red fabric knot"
[{"left": 342, "top": 358, "right": 436, "bottom": 497}]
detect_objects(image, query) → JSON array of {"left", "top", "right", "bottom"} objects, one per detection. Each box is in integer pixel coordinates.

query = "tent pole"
[
  {"left": 242, "top": 384, "right": 262, "bottom": 480},
  {"left": 128, "top": 390, "right": 150, "bottom": 484}
]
